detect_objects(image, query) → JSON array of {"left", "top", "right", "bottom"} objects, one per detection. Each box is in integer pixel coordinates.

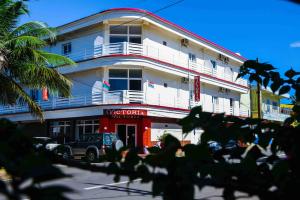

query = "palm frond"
[
  {"left": 38, "top": 51, "right": 76, "bottom": 67},
  {"left": 10, "top": 21, "right": 56, "bottom": 42},
  {"left": 5, "top": 35, "right": 46, "bottom": 49},
  {"left": 0, "top": 72, "right": 43, "bottom": 120},
  {"left": 0, "top": 0, "right": 28, "bottom": 33},
  {"left": 10, "top": 62, "right": 72, "bottom": 98}
]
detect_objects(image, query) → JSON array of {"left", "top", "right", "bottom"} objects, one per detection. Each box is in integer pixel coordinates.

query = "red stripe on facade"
[{"left": 84, "top": 54, "right": 249, "bottom": 89}]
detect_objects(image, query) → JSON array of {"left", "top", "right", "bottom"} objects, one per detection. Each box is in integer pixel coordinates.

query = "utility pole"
[{"left": 256, "top": 58, "right": 261, "bottom": 119}]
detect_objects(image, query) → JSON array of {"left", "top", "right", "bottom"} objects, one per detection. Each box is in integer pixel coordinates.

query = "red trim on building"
[
  {"left": 82, "top": 54, "right": 249, "bottom": 89},
  {"left": 98, "top": 8, "right": 247, "bottom": 61}
]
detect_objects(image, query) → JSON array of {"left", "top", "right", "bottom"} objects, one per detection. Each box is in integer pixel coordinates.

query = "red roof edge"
[{"left": 99, "top": 8, "right": 247, "bottom": 61}]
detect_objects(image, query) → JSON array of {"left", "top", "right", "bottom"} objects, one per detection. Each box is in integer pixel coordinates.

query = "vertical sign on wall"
[
  {"left": 194, "top": 76, "right": 201, "bottom": 102},
  {"left": 42, "top": 88, "right": 48, "bottom": 101}
]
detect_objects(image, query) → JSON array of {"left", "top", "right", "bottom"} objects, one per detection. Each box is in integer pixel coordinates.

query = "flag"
[{"left": 103, "top": 80, "right": 110, "bottom": 91}]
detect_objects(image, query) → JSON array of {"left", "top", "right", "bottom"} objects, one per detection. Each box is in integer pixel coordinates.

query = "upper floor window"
[
  {"left": 188, "top": 53, "right": 196, "bottom": 62},
  {"left": 272, "top": 101, "right": 278, "bottom": 110},
  {"left": 62, "top": 42, "right": 72, "bottom": 55},
  {"left": 210, "top": 60, "right": 217, "bottom": 69},
  {"left": 30, "top": 89, "right": 39, "bottom": 101},
  {"left": 109, "top": 25, "right": 142, "bottom": 44},
  {"left": 109, "top": 69, "right": 142, "bottom": 91}
]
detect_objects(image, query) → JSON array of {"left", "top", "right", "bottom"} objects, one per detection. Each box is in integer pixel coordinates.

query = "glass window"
[
  {"left": 109, "top": 69, "right": 128, "bottom": 78},
  {"left": 109, "top": 25, "right": 142, "bottom": 45},
  {"left": 211, "top": 60, "right": 217, "bottom": 69},
  {"left": 129, "top": 26, "right": 142, "bottom": 34},
  {"left": 129, "top": 69, "right": 142, "bottom": 78},
  {"left": 110, "top": 26, "right": 127, "bottom": 34},
  {"left": 109, "top": 79, "right": 128, "bottom": 91},
  {"left": 62, "top": 43, "right": 72, "bottom": 55},
  {"left": 110, "top": 36, "right": 128, "bottom": 43},
  {"left": 130, "top": 80, "right": 142, "bottom": 90},
  {"left": 129, "top": 36, "right": 141, "bottom": 44},
  {"left": 189, "top": 53, "right": 196, "bottom": 62}
]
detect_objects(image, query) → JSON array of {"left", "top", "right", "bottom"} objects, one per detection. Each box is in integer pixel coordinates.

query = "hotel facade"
[{"left": 0, "top": 8, "right": 250, "bottom": 148}]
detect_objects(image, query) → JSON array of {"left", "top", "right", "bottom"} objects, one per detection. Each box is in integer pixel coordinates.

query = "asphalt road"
[
  {"left": 45, "top": 164, "right": 258, "bottom": 200},
  {"left": 0, "top": 164, "right": 259, "bottom": 200}
]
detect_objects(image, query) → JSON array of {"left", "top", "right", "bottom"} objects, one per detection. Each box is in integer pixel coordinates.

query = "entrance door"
[{"left": 116, "top": 125, "right": 136, "bottom": 147}]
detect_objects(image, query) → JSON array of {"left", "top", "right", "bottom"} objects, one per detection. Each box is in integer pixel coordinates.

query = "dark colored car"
[
  {"left": 32, "top": 137, "right": 59, "bottom": 152},
  {"left": 61, "top": 133, "right": 123, "bottom": 162},
  {"left": 207, "top": 140, "right": 242, "bottom": 158}
]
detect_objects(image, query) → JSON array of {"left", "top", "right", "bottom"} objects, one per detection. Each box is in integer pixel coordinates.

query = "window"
[
  {"left": 163, "top": 41, "right": 167, "bottom": 46},
  {"left": 109, "top": 25, "right": 142, "bottom": 44},
  {"left": 75, "top": 120, "right": 99, "bottom": 141},
  {"left": 189, "top": 53, "right": 196, "bottom": 62},
  {"left": 109, "top": 69, "right": 142, "bottom": 91},
  {"left": 211, "top": 60, "right": 217, "bottom": 69},
  {"left": 49, "top": 121, "right": 71, "bottom": 144},
  {"left": 30, "top": 89, "right": 39, "bottom": 101},
  {"left": 62, "top": 43, "right": 72, "bottom": 55},
  {"left": 230, "top": 98, "right": 233, "bottom": 107},
  {"left": 272, "top": 101, "right": 278, "bottom": 110}
]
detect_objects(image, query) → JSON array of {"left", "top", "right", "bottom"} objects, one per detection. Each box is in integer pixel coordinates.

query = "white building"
[{"left": 0, "top": 8, "right": 249, "bottom": 148}]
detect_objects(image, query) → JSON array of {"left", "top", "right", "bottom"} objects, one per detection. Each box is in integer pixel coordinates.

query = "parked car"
[
  {"left": 61, "top": 133, "right": 124, "bottom": 162},
  {"left": 32, "top": 137, "right": 60, "bottom": 153},
  {"left": 207, "top": 140, "right": 238, "bottom": 153}
]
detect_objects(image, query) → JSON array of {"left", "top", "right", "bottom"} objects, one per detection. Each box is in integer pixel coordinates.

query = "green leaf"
[
  {"left": 270, "top": 82, "right": 281, "bottom": 93},
  {"left": 278, "top": 85, "right": 291, "bottom": 95},
  {"left": 285, "top": 68, "right": 300, "bottom": 79}
]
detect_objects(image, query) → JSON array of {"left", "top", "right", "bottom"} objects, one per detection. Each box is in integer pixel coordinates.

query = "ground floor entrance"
[{"left": 116, "top": 124, "right": 137, "bottom": 147}]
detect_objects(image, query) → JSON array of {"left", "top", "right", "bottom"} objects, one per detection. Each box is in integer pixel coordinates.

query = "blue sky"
[{"left": 20, "top": 0, "right": 300, "bottom": 75}]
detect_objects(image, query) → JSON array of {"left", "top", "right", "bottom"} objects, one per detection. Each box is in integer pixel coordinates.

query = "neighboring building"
[
  {"left": 0, "top": 8, "right": 249, "bottom": 148},
  {"left": 250, "top": 86, "right": 290, "bottom": 122}
]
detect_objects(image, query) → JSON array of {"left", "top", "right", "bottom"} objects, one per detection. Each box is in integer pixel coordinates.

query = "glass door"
[{"left": 116, "top": 124, "right": 136, "bottom": 147}]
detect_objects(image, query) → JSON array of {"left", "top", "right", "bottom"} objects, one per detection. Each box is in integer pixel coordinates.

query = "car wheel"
[{"left": 86, "top": 150, "right": 97, "bottom": 162}]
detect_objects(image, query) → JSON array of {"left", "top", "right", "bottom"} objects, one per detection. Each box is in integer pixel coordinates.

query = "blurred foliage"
[
  {"left": 0, "top": 119, "right": 71, "bottom": 200},
  {"left": 60, "top": 60, "right": 300, "bottom": 200}
]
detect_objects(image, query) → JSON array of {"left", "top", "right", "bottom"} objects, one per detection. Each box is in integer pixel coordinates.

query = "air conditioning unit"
[
  {"left": 219, "top": 87, "right": 226, "bottom": 93},
  {"left": 181, "top": 38, "right": 189, "bottom": 47},
  {"left": 181, "top": 77, "right": 189, "bottom": 84}
]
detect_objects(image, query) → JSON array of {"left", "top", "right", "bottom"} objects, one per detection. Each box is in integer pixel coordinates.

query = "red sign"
[
  {"left": 104, "top": 109, "right": 147, "bottom": 119},
  {"left": 194, "top": 76, "right": 201, "bottom": 102},
  {"left": 42, "top": 88, "right": 48, "bottom": 101}
]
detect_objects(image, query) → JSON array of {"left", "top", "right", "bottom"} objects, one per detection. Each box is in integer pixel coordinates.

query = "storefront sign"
[
  {"left": 104, "top": 109, "right": 147, "bottom": 118},
  {"left": 194, "top": 76, "right": 201, "bottom": 102}
]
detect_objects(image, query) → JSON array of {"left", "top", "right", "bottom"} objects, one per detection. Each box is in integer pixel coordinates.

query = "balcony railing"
[
  {"left": 63, "top": 42, "right": 248, "bottom": 87},
  {"left": 0, "top": 90, "right": 249, "bottom": 117},
  {"left": 262, "top": 104, "right": 291, "bottom": 122}
]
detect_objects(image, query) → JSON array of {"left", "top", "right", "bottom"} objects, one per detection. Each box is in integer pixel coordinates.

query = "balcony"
[
  {"left": 63, "top": 42, "right": 248, "bottom": 87},
  {"left": 0, "top": 90, "right": 249, "bottom": 117},
  {"left": 262, "top": 104, "right": 291, "bottom": 122}
]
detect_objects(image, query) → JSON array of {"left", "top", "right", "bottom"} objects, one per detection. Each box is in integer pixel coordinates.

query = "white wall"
[
  {"left": 143, "top": 68, "right": 189, "bottom": 108},
  {"left": 46, "top": 25, "right": 104, "bottom": 58},
  {"left": 151, "top": 123, "right": 202, "bottom": 144}
]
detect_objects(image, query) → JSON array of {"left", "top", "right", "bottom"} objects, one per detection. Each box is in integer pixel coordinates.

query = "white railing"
[
  {"left": 262, "top": 104, "right": 291, "bottom": 122},
  {"left": 63, "top": 42, "right": 248, "bottom": 87},
  {"left": 0, "top": 91, "right": 248, "bottom": 118}
]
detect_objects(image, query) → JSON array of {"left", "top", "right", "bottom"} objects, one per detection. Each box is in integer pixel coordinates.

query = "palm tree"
[{"left": 0, "top": 0, "right": 75, "bottom": 120}]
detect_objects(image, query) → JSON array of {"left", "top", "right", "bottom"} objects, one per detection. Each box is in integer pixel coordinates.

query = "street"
[
  {"left": 42, "top": 164, "right": 258, "bottom": 200},
  {"left": 0, "top": 164, "right": 259, "bottom": 200}
]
